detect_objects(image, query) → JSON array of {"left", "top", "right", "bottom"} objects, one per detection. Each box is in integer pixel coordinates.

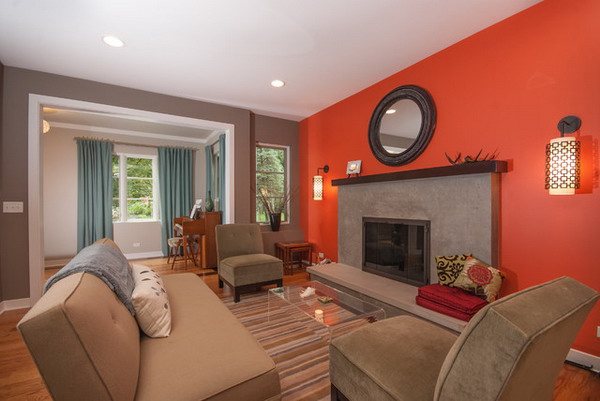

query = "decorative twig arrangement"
[
  {"left": 445, "top": 149, "right": 499, "bottom": 165},
  {"left": 256, "top": 187, "right": 293, "bottom": 215}
]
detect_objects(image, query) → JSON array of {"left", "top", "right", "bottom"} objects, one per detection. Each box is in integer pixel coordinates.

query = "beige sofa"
[{"left": 18, "top": 241, "right": 281, "bottom": 401}]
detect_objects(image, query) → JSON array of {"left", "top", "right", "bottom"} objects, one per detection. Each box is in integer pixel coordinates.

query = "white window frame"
[
  {"left": 113, "top": 152, "right": 159, "bottom": 223},
  {"left": 255, "top": 142, "right": 290, "bottom": 225}
]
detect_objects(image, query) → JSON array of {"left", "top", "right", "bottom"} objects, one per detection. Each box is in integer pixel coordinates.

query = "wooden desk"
[{"left": 275, "top": 241, "right": 312, "bottom": 275}]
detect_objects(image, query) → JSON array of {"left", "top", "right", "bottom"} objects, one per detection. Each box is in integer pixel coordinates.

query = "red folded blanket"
[
  {"left": 416, "top": 295, "right": 475, "bottom": 321},
  {"left": 418, "top": 284, "right": 488, "bottom": 314}
]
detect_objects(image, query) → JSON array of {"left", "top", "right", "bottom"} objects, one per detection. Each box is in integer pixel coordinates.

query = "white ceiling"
[{"left": 0, "top": 0, "right": 540, "bottom": 121}]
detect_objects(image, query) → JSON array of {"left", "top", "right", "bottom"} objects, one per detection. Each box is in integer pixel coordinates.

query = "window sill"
[
  {"left": 113, "top": 220, "right": 161, "bottom": 224},
  {"left": 258, "top": 221, "right": 290, "bottom": 226}
]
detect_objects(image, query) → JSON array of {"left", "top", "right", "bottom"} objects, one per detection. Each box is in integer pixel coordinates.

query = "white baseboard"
[
  {"left": 45, "top": 257, "right": 74, "bottom": 269},
  {"left": 0, "top": 298, "right": 32, "bottom": 314},
  {"left": 567, "top": 349, "right": 600, "bottom": 372},
  {"left": 124, "top": 251, "right": 164, "bottom": 260}
]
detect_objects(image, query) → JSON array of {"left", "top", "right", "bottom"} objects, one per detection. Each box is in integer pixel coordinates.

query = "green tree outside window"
[
  {"left": 256, "top": 145, "right": 288, "bottom": 223},
  {"left": 112, "top": 155, "right": 157, "bottom": 221}
]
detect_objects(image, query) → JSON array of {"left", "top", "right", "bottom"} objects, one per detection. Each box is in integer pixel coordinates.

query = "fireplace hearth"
[{"left": 363, "top": 217, "right": 430, "bottom": 286}]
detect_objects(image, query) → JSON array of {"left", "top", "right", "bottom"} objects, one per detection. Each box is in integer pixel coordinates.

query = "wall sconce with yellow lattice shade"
[
  {"left": 313, "top": 165, "right": 329, "bottom": 200},
  {"left": 545, "top": 116, "right": 581, "bottom": 195}
]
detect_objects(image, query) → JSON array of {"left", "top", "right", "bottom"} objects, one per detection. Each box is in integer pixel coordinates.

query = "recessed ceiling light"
[
  {"left": 102, "top": 35, "right": 124, "bottom": 48},
  {"left": 270, "top": 79, "right": 285, "bottom": 88},
  {"left": 385, "top": 109, "right": 396, "bottom": 114}
]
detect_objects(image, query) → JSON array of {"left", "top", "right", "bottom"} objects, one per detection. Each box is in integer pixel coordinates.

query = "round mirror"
[{"left": 368, "top": 85, "right": 436, "bottom": 166}]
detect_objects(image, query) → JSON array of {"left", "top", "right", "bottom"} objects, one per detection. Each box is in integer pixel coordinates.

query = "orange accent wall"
[{"left": 300, "top": 0, "right": 600, "bottom": 356}]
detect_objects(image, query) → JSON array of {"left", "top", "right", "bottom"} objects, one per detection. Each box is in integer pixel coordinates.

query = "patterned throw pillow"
[
  {"left": 131, "top": 264, "right": 171, "bottom": 338},
  {"left": 435, "top": 254, "right": 471, "bottom": 285},
  {"left": 451, "top": 257, "right": 504, "bottom": 302}
]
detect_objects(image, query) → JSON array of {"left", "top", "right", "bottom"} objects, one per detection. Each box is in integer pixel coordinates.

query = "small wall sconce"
[
  {"left": 313, "top": 165, "right": 329, "bottom": 200},
  {"left": 545, "top": 116, "right": 581, "bottom": 195}
]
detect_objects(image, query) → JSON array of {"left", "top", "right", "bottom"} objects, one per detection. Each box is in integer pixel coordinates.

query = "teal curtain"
[
  {"left": 77, "top": 139, "right": 113, "bottom": 252},
  {"left": 205, "top": 145, "right": 212, "bottom": 202},
  {"left": 158, "top": 147, "right": 193, "bottom": 256},
  {"left": 218, "top": 134, "right": 226, "bottom": 221}
]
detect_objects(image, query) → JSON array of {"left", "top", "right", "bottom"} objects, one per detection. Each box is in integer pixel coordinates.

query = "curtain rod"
[{"left": 73, "top": 136, "right": 202, "bottom": 151}]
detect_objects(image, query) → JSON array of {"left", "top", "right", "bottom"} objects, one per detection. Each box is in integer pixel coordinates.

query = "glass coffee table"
[{"left": 267, "top": 281, "right": 385, "bottom": 341}]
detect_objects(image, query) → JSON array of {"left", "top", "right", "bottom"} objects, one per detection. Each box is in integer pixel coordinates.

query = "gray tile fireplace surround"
[
  {"left": 339, "top": 172, "right": 499, "bottom": 275},
  {"left": 308, "top": 171, "right": 500, "bottom": 332}
]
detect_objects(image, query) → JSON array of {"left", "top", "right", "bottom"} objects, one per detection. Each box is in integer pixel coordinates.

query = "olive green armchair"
[
  {"left": 330, "top": 276, "right": 599, "bottom": 401},
  {"left": 215, "top": 224, "right": 283, "bottom": 302}
]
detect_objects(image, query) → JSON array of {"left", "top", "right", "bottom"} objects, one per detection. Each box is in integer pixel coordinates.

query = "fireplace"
[{"left": 362, "top": 217, "right": 430, "bottom": 286}]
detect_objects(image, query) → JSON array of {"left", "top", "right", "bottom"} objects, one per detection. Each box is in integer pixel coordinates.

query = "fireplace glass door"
[{"left": 363, "top": 218, "right": 430, "bottom": 286}]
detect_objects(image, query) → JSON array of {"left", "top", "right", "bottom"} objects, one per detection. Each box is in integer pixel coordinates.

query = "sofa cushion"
[
  {"left": 134, "top": 273, "right": 281, "bottom": 401},
  {"left": 330, "top": 315, "right": 457, "bottom": 401},
  {"left": 18, "top": 272, "right": 140, "bottom": 401},
  {"left": 451, "top": 257, "right": 503, "bottom": 302},
  {"left": 435, "top": 254, "right": 471, "bottom": 286},
  {"left": 418, "top": 284, "right": 488, "bottom": 314},
  {"left": 131, "top": 264, "right": 172, "bottom": 338},
  {"left": 416, "top": 296, "right": 472, "bottom": 322},
  {"left": 219, "top": 254, "right": 283, "bottom": 286}
]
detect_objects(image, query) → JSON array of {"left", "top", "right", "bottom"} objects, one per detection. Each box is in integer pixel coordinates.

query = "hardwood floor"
[{"left": 1, "top": 257, "right": 598, "bottom": 401}]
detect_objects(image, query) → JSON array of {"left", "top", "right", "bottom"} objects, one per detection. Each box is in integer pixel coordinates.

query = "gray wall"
[
  {"left": 253, "top": 114, "right": 304, "bottom": 255},
  {"left": 0, "top": 67, "right": 259, "bottom": 300}
]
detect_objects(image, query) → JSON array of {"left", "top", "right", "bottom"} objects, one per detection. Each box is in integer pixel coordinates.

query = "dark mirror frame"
[{"left": 368, "top": 85, "right": 436, "bottom": 166}]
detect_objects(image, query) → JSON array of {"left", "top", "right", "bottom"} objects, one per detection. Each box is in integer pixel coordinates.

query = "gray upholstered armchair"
[
  {"left": 330, "top": 276, "right": 599, "bottom": 401},
  {"left": 215, "top": 224, "right": 283, "bottom": 302}
]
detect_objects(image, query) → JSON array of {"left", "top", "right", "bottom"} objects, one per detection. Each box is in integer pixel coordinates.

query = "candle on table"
[{"left": 315, "top": 309, "right": 324, "bottom": 322}]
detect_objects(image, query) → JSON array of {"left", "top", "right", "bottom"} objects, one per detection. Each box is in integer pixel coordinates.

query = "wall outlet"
[
  {"left": 597, "top": 326, "right": 600, "bottom": 338},
  {"left": 3, "top": 201, "right": 24, "bottom": 213},
  {"left": 133, "top": 242, "right": 141, "bottom": 248},
  {"left": 318, "top": 252, "right": 325, "bottom": 259}
]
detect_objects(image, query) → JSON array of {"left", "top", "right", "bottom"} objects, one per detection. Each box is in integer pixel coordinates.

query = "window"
[
  {"left": 256, "top": 144, "right": 289, "bottom": 223},
  {"left": 112, "top": 154, "right": 159, "bottom": 222}
]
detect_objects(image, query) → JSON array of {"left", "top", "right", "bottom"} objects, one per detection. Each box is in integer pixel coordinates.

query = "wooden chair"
[
  {"left": 180, "top": 219, "right": 206, "bottom": 269},
  {"left": 167, "top": 217, "right": 191, "bottom": 269}
]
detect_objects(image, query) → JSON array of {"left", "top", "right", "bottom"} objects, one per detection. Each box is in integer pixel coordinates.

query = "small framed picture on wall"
[{"left": 346, "top": 160, "right": 362, "bottom": 176}]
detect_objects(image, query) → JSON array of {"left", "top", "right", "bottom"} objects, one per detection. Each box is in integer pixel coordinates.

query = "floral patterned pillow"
[
  {"left": 435, "top": 254, "right": 471, "bottom": 285},
  {"left": 451, "top": 257, "right": 504, "bottom": 302}
]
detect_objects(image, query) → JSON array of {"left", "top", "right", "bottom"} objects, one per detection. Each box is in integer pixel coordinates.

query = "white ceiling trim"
[
  {"left": 48, "top": 107, "right": 222, "bottom": 131},
  {"left": 49, "top": 122, "right": 210, "bottom": 144},
  {"left": 204, "top": 130, "right": 223, "bottom": 146}
]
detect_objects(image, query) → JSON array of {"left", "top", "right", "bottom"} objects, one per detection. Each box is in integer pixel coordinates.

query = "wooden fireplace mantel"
[{"left": 331, "top": 160, "right": 508, "bottom": 187}]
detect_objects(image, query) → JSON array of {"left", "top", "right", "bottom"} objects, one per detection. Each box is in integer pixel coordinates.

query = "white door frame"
[{"left": 28, "top": 94, "right": 236, "bottom": 303}]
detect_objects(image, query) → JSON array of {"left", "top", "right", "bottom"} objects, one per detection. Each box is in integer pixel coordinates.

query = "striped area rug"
[{"left": 222, "top": 293, "right": 371, "bottom": 401}]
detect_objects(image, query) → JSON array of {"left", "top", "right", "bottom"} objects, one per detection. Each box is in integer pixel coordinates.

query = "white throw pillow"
[{"left": 130, "top": 264, "right": 171, "bottom": 337}]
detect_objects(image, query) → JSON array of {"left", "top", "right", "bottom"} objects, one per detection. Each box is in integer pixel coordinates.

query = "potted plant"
[{"left": 257, "top": 187, "right": 292, "bottom": 231}]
